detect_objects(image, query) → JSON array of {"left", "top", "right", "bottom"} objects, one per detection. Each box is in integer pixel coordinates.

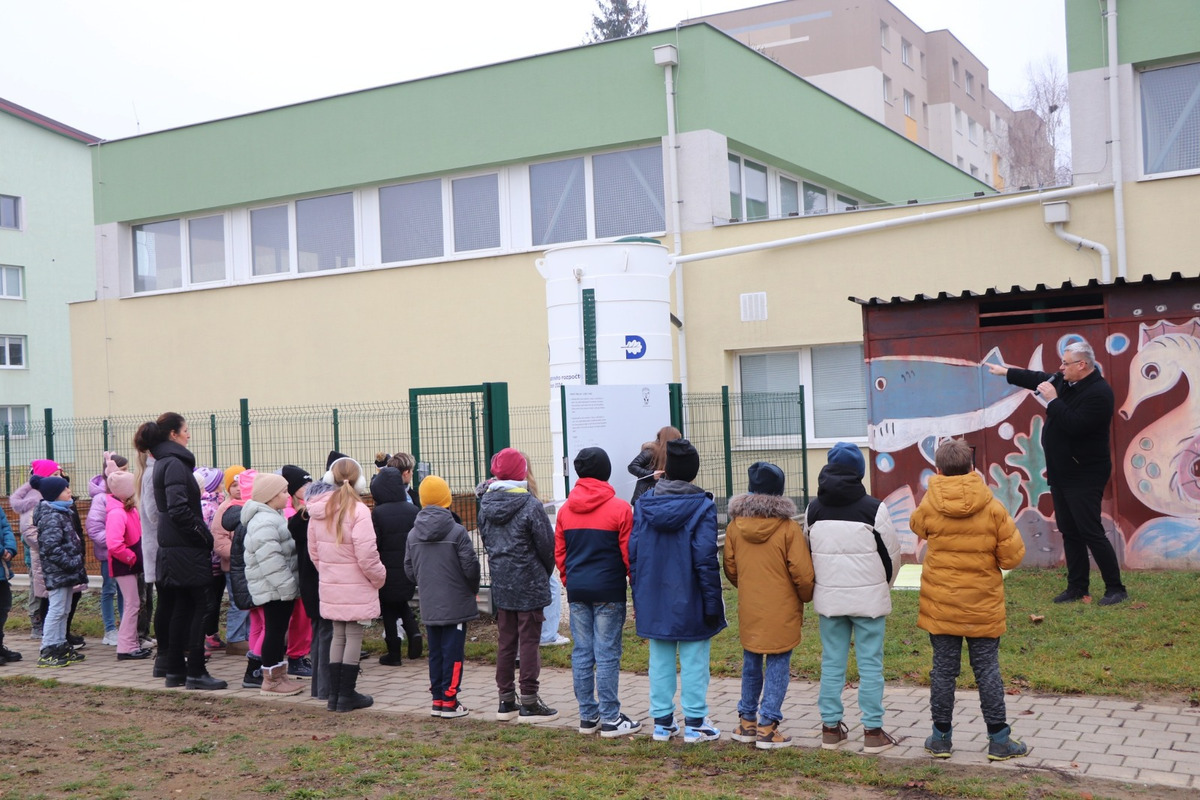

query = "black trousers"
[
  {"left": 259, "top": 599, "right": 294, "bottom": 667},
  {"left": 161, "top": 584, "right": 209, "bottom": 677},
  {"left": 202, "top": 574, "right": 226, "bottom": 637},
  {"left": 381, "top": 599, "right": 420, "bottom": 656},
  {"left": 1051, "top": 484, "right": 1125, "bottom": 594},
  {"left": 138, "top": 578, "right": 153, "bottom": 641}
]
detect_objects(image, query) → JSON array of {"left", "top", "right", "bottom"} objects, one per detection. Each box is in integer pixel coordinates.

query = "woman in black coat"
[
  {"left": 148, "top": 412, "right": 226, "bottom": 690},
  {"left": 370, "top": 466, "right": 422, "bottom": 663}
]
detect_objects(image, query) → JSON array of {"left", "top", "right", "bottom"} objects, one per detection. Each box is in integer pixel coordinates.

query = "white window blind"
[
  {"left": 811, "top": 343, "right": 867, "bottom": 439},
  {"left": 133, "top": 219, "right": 182, "bottom": 292},
  {"left": 297, "top": 193, "right": 355, "bottom": 272},
  {"left": 593, "top": 146, "right": 664, "bottom": 238},
  {"left": 739, "top": 352, "right": 800, "bottom": 437},
  {"left": 452, "top": 174, "right": 501, "bottom": 252},
  {"left": 380, "top": 179, "right": 444, "bottom": 262},
  {"left": 1141, "top": 61, "right": 1200, "bottom": 175},
  {"left": 188, "top": 215, "right": 226, "bottom": 283},
  {"left": 251, "top": 206, "right": 290, "bottom": 276},
  {"left": 530, "top": 158, "right": 586, "bottom": 246}
]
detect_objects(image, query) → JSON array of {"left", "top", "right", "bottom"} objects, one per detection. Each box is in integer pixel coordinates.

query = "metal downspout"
[
  {"left": 660, "top": 47, "right": 688, "bottom": 394},
  {"left": 1053, "top": 223, "right": 1111, "bottom": 283},
  {"left": 1105, "top": 0, "right": 1128, "bottom": 279}
]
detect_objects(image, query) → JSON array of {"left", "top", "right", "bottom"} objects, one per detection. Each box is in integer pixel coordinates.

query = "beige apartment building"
[{"left": 695, "top": 0, "right": 1023, "bottom": 190}]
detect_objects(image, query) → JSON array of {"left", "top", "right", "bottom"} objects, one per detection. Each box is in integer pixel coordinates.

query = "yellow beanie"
[
  {"left": 418, "top": 476, "right": 453, "bottom": 509},
  {"left": 224, "top": 465, "right": 246, "bottom": 493}
]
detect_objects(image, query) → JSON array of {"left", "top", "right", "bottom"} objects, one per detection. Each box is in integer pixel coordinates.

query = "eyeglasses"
[{"left": 1060, "top": 359, "right": 1085, "bottom": 366}]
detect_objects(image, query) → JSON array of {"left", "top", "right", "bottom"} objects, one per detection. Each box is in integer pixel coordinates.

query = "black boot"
[
  {"left": 152, "top": 654, "right": 170, "bottom": 678},
  {"left": 241, "top": 655, "right": 263, "bottom": 689},
  {"left": 336, "top": 663, "right": 373, "bottom": 712},
  {"left": 408, "top": 635, "right": 423, "bottom": 660},
  {"left": 325, "top": 663, "right": 342, "bottom": 711}
]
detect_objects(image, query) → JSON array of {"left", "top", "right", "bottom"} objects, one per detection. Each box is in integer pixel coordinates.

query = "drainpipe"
[
  {"left": 1054, "top": 224, "right": 1111, "bottom": 283},
  {"left": 1105, "top": 0, "right": 1128, "bottom": 279},
  {"left": 654, "top": 43, "right": 688, "bottom": 394}
]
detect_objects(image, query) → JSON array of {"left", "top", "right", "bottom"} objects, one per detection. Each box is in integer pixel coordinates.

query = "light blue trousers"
[
  {"left": 818, "top": 614, "right": 887, "bottom": 729},
  {"left": 648, "top": 638, "right": 711, "bottom": 721}
]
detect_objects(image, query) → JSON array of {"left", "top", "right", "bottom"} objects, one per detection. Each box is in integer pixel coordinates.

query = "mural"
[{"left": 864, "top": 297, "right": 1200, "bottom": 570}]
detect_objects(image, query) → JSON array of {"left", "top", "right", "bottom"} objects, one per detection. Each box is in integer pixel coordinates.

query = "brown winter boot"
[
  {"left": 260, "top": 662, "right": 304, "bottom": 697},
  {"left": 756, "top": 720, "right": 793, "bottom": 750},
  {"left": 731, "top": 717, "right": 758, "bottom": 743}
]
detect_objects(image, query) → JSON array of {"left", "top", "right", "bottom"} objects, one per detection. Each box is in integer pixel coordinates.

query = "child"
[
  {"left": 0, "top": 507, "right": 19, "bottom": 664},
  {"left": 630, "top": 439, "right": 726, "bottom": 743},
  {"left": 909, "top": 438, "right": 1028, "bottom": 761},
  {"left": 104, "top": 457, "right": 150, "bottom": 660},
  {"left": 404, "top": 475, "right": 480, "bottom": 718},
  {"left": 724, "top": 462, "right": 815, "bottom": 749},
  {"left": 195, "top": 466, "right": 228, "bottom": 655},
  {"left": 211, "top": 465, "right": 250, "bottom": 655},
  {"left": 477, "top": 447, "right": 558, "bottom": 723},
  {"left": 555, "top": 447, "right": 638, "bottom": 737},
  {"left": 627, "top": 426, "right": 682, "bottom": 507},
  {"left": 33, "top": 475, "right": 87, "bottom": 668},
  {"left": 288, "top": 466, "right": 333, "bottom": 701},
  {"left": 87, "top": 452, "right": 128, "bottom": 647},
  {"left": 370, "top": 465, "right": 420, "bottom": 666},
  {"left": 804, "top": 442, "right": 901, "bottom": 753},
  {"left": 11, "top": 459, "right": 63, "bottom": 640}
]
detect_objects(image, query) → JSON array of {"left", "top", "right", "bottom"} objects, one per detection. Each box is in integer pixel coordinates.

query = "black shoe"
[
  {"left": 335, "top": 662, "right": 373, "bottom": 712},
  {"left": 117, "top": 648, "right": 153, "bottom": 661},
  {"left": 1053, "top": 589, "right": 1086, "bottom": 604},
  {"left": 325, "top": 663, "right": 343, "bottom": 711},
  {"left": 518, "top": 695, "right": 559, "bottom": 724},
  {"left": 186, "top": 673, "right": 228, "bottom": 691},
  {"left": 165, "top": 673, "right": 187, "bottom": 688},
  {"left": 378, "top": 652, "right": 403, "bottom": 666},
  {"left": 242, "top": 656, "right": 263, "bottom": 689},
  {"left": 408, "top": 636, "right": 423, "bottom": 660},
  {"left": 496, "top": 698, "right": 520, "bottom": 722},
  {"left": 0, "top": 646, "right": 22, "bottom": 662},
  {"left": 152, "top": 655, "right": 170, "bottom": 678},
  {"left": 67, "top": 633, "right": 86, "bottom": 649},
  {"left": 1098, "top": 590, "right": 1128, "bottom": 607}
]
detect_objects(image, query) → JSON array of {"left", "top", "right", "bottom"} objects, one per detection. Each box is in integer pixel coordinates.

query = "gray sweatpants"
[{"left": 929, "top": 634, "right": 1007, "bottom": 727}]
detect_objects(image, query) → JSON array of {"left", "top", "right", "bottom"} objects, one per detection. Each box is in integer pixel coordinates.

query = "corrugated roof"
[
  {"left": 0, "top": 97, "right": 99, "bottom": 144},
  {"left": 849, "top": 272, "right": 1195, "bottom": 306}
]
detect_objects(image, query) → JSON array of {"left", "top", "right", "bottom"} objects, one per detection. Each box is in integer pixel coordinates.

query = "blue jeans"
[
  {"left": 568, "top": 601, "right": 626, "bottom": 723},
  {"left": 648, "top": 638, "right": 711, "bottom": 721},
  {"left": 540, "top": 574, "right": 562, "bottom": 643},
  {"left": 99, "top": 560, "right": 123, "bottom": 633},
  {"left": 737, "top": 650, "right": 793, "bottom": 724},
  {"left": 818, "top": 614, "right": 887, "bottom": 729},
  {"left": 225, "top": 572, "right": 249, "bottom": 643},
  {"left": 43, "top": 586, "right": 72, "bottom": 648}
]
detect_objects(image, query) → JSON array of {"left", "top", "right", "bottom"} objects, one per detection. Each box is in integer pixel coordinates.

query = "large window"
[
  {"left": 593, "top": 145, "right": 664, "bottom": 239},
  {"left": 133, "top": 219, "right": 183, "bottom": 293},
  {"left": 0, "top": 195, "right": 19, "bottom": 230},
  {"left": 803, "top": 182, "right": 828, "bottom": 215},
  {"left": 737, "top": 345, "right": 867, "bottom": 441},
  {"left": 297, "top": 192, "right": 355, "bottom": 271},
  {"left": 188, "top": 215, "right": 226, "bottom": 284},
  {"left": 1, "top": 335, "right": 26, "bottom": 368},
  {"left": 251, "top": 206, "right": 290, "bottom": 276},
  {"left": 1141, "top": 61, "right": 1200, "bottom": 176},
  {"left": 1, "top": 265, "right": 21, "bottom": 299},
  {"left": 380, "top": 179, "right": 443, "bottom": 262},
  {"left": 0, "top": 405, "right": 28, "bottom": 437},
  {"left": 530, "top": 157, "right": 586, "bottom": 246},
  {"left": 728, "top": 155, "right": 769, "bottom": 221},
  {"left": 451, "top": 174, "right": 501, "bottom": 253}
]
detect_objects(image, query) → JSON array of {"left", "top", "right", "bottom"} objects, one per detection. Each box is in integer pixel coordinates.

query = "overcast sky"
[{"left": 1, "top": 0, "right": 1066, "bottom": 140}]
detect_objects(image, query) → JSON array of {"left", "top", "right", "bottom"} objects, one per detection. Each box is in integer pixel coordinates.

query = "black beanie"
[
  {"left": 325, "top": 450, "right": 349, "bottom": 470},
  {"left": 747, "top": 462, "right": 785, "bottom": 496},
  {"left": 664, "top": 439, "right": 700, "bottom": 482},
  {"left": 37, "top": 476, "right": 70, "bottom": 501},
  {"left": 281, "top": 465, "right": 312, "bottom": 497},
  {"left": 573, "top": 447, "right": 612, "bottom": 482}
]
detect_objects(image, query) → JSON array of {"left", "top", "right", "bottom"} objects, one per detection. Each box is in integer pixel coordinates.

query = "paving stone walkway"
[{"left": 5, "top": 639, "right": 1198, "bottom": 791}]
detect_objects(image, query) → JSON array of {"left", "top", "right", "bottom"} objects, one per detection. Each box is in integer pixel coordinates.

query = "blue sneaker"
[
  {"left": 683, "top": 717, "right": 721, "bottom": 743},
  {"left": 652, "top": 718, "right": 679, "bottom": 742}
]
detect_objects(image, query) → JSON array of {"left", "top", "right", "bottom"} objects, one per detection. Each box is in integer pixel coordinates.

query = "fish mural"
[{"left": 868, "top": 345, "right": 1041, "bottom": 462}]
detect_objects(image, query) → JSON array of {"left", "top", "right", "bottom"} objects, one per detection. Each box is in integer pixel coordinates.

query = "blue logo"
[{"left": 623, "top": 335, "right": 646, "bottom": 359}]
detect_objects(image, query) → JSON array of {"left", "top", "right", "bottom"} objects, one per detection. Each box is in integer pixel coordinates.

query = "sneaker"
[
  {"left": 731, "top": 717, "right": 758, "bottom": 743},
  {"left": 1098, "top": 590, "right": 1128, "bottom": 607},
  {"left": 600, "top": 713, "right": 641, "bottom": 739},
  {"left": 0, "top": 646, "right": 22, "bottom": 662},
  {"left": 117, "top": 648, "right": 154, "bottom": 661},
  {"left": 924, "top": 726, "right": 953, "bottom": 758},
  {"left": 755, "top": 720, "right": 792, "bottom": 750},
  {"left": 652, "top": 719, "right": 679, "bottom": 742},
  {"left": 64, "top": 646, "right": 86, "bottom": 663},
  {"left": 578, "top": 717, "right": 600, "bottom": 735},
  {"left": 496, "top": 698, "right": 520, "bottom": 722},
  {"left": 821, "top": 720, "right": 849, "bottom": 750},
  {"left": 986, "top": 725, "right": 1029, "bottom": 761},
  {"left": 683, "top": 717, "right": 721, "bottom": 744},
  {"left": 204, "top": 634, "right": 225, "bottom": 652},
  {"left": 67, "top": 633, "right": 86, "bottom": 649},
  {"left": 101, "top": 630, "right": 120, "bottom": 647},
  {"left": 1053, "top": 589, "right": 1086, "bottom": 604},
  {"left": 440, "top": 701, "right": 470, "bottom": 719},
  {"left": 37, "top": 647, "right": 70, "bottom": 669},
  {"left": 540, "top": 634, "right": 570, "bottom": 647},
  {"left": 287, "top": 656, "right": 313, "bottom": 677},
  {"left": 431, "top": 700, "right": 446, "bottom": 717},
  {"left": 863, "top": 727, "right": 899, "bottom": 754},
  {"left": 518, "top": 696, "right": 559, "bottom": 724}
]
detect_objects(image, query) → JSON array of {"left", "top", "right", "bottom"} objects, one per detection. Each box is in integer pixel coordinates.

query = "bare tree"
[
  {"left": 585, "top": 0, "right": 649, "bottom": 43},
  {"left": 1003, "top": 57, "right": 1072, "bottom": 188}
]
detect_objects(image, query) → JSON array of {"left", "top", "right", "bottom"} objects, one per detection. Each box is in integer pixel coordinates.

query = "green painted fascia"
[
  {"left": 1067, "top": 0, "right": 1200, "bottom": 73},
  {"left": 675, "top": 26, "right": 987, "bottom": 204}
]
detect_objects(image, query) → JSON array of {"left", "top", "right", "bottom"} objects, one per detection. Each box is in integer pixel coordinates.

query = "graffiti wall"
[{"left": 861, "top": 276, "right": 1200, "bottom": 570}]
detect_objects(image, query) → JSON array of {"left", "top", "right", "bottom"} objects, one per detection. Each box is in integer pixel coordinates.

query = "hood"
[
  {"left": 478, "top": 487, "right": 533, "bottom": 525},
  {"left": 304, "top": 491, "right": 334, "bottom": 521},
  {"left": 240, "top": 499, "right": 279, "bottom": 526},
  {"left": 922, "top": 473, "right": 994, "bottom": 518},
  {"left": 10, "top": 483, "right": 41, "bottom": 514},
  {"left": 89, "top": 474, "right": 107, "bottom": 498},
  {"left": 370, "top": 467, "right": 409, "bottom": 505},
  {"left": 565, "top": 478, "right": 615, "bottom": 514},
  {"left": 150, "top": 439, "right": 195, "bottom": 468},
  {"left": 411, "top": 506, "right": 458, "bottom": 543},
  {"left": 637, "top": 485, "right": 709, "bottom": 533},
  {"left": 728, "top": 492, "right": 797, "bottom": 520},
  {"left": 815, "top": 463, "right": 867, "bottom": 507}
]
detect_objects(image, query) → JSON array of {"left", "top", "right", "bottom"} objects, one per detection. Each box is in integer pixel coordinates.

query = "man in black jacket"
[{"left": 988, "top": 342, "right": 1127, "bottom": 606}]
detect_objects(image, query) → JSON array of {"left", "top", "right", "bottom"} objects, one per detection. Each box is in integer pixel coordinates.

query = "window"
[
  {"left": 957, "top": 156, "right": 965, "bottom": 169},
  {"left": 1141, "top": 61, "right": 1200, "bottom": 175},
  {"left": 835, "top": 194, "right": 858, "bottom": 212},
  {"left": 922, "top": 102, "right": 929, "bottom": 128},
  {"left": 970, "top": 164, "right": 980, "bottom": 177},
  {"left": 968, "top": 118, "right": 978, "bottom": 143},
  {"left": 450, "top": 174, "right": 501, "bottom": 253},
  {"left": 954, "top": 106, "right": 964, "bottom": 133},
  {"left": 803, "top": 182, "right": 828, "bottom": 215},
  {"left": 965, "top": 71, "right": 975, "bottom": 97},
  {"left": 882, "top": 75, "right": 892, "bottom": 103},
  {"left": 780, "top": 177, "right": 800, "bottom": 217},
  {"left": 952, "top": 58, "right": 960, "bottom": 85},
  {"left": 0, "top": 335, "right": 26, "bottom": 368},
  {"left": 188, "top": 215, "right": 226, "bottom": 284},
  {"left": 737, "top": 344, "right": 868, "bottom": 441},
  {"left": 728, "top": 155, "right": 768, "bottom": 221},
  {"left": 920, "top": 51, "right": 927, "bottom": 78},
  {"left": 251, "top": 206, "right": 290, "bottom": 276},
  {"left": 380, "top": 179, "right": 444, "bottom": 262},
  {"left": 593, "top": 145, "right": 664, "bottom": 239},
  {"left": 901, "top": 38, "right": 911, "bottom": 66},
  {"left": 1, "top": 265, "right": 21, "bottom": 298},
  {"left": 903, "top": 91, "right": 914, "bottom": 118},
  {"left": 133, "top": 219, "right": 183, "bottom": 293},
  {"left": 0, "top": 406, "right": 29, "bottom": 437},
  {"left": 880, "top": 21, "right": 889, "bottom": 50},
  {"left": 530, "top": 157, "right": 586, "bottom": 246},
  {"left": 297, "top": 192, "right": 355, "bottom": 271},
  {"left": 0, "top": 195, "right": 19, "bottom": 230}
]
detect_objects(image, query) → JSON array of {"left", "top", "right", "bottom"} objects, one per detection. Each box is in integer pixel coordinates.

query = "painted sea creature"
[
  {"left": 868, "top": 345, "right": 1041, "bottom": 461},
  {"left": 882, "top": 484, "right": 919, "bottom": 556}
]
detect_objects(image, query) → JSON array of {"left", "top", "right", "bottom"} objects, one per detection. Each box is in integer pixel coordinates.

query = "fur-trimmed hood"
[{"left": 727, "top": 492, "right": 797, "bottom": 520}]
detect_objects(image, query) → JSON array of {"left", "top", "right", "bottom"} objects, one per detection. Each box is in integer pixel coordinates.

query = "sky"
[{"left": 0, "top": 0, "right": 1066, "bottom": 141}]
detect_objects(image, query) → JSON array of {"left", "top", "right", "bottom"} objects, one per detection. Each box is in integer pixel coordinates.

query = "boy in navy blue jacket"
[
  {"left": 630, "top": 439, "right": 726, "bottom": 743},
  {"left": 555, "top": 447, "right": 637, "bottom": 738},
  {"left": 0, "top": 510, "right": 20, "bottom": 664}
]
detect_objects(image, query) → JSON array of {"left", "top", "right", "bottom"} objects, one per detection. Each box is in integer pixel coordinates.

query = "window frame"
[
  {"left": 132, "top": 212, "right": 234, "bottom": 294},
  {"left": 903, "top": 91, "right": 914, "bottom": 119},
  {"left": 901, "top": 38, "right": 911, "bottom": 67},
  {"left": 0, "top": 334, "right": 28, "bottom": 369},
  {"left": 882, "top": 74, "right": 893, "bottom": 104},
  {"left": 245, "top": 190, "right": 364, "bottom": 281},
  {"left": 0, "top": 405, "right": 29, "bottom": 438},
  {"left": 0, "top": 265, "right": 22, "bottom": 299},
  {"left": 965, "top": 71, "right": 975, "bottom": 97},
  {"left": 1136, "top": 59, "right": 1200, "bottom": 180},
  {"left": 880, "top": 21, "right": 890, "bottom": 51},
  {"left": 0, "top": 195, "right": 20, "bottom": 231}
]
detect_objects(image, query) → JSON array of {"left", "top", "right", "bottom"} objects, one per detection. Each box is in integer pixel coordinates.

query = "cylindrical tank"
[{"left": 536, "top": 240, "right": 676, "bottom": 500}]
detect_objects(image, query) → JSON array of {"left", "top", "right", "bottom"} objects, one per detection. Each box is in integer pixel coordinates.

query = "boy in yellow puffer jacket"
[{"left": 910, "top": 438, "right": 1027, "bottom": 762}]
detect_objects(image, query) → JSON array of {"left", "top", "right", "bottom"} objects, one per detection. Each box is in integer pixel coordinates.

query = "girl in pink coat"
[
  {"left": 104, "top": 460, "right": 150, "bottom": 660},
  {"left": 306, "top": 456, "right": 385, "bottom": 712}
]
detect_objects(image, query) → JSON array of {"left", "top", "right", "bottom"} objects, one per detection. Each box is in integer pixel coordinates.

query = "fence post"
[
  {"left": 721, "top": 386, "right": 734, "bottom": 500},
  {"left": 239, "top": 398, "right": 251, "bottom": 470},
  {"left": 43, "top": 408, "right": 54, "bottom": 461},
  {"left": 408, "top": 389, "right": 421, "bottom": 485},
  {"left": 668, "top": 383, "right": 683, "bottom": 432},
  {"left": 331, "top": 408, "right": 340, "bottom": 454},
  {"left": 3, "top": 423, "right": 10, "bottom": 495},
  {"left": 481, "top": 382, "right": 510, "bottom": 462},
  {"left": 102, "top": 419, "right": 109, "bottom": 452},
  {"left": 210, "top": 415, "right": 218, "bottom": 468},
  {"left": 799, "top": 385, "right": 809, "bottom": 507},
  {"left": 469, "top": 401, "right": 481, "bottom": 488}
]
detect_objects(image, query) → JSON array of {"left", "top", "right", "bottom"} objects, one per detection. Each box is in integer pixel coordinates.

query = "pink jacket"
[
  {"left": 306, "top": 491, "right": 386, "bottom": 621},
  {"left": 105, "top": 497, "right": 143, "bottom": 571},
  {"left": 87, "top": 475, "right": 110, "bottom": 560}
]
